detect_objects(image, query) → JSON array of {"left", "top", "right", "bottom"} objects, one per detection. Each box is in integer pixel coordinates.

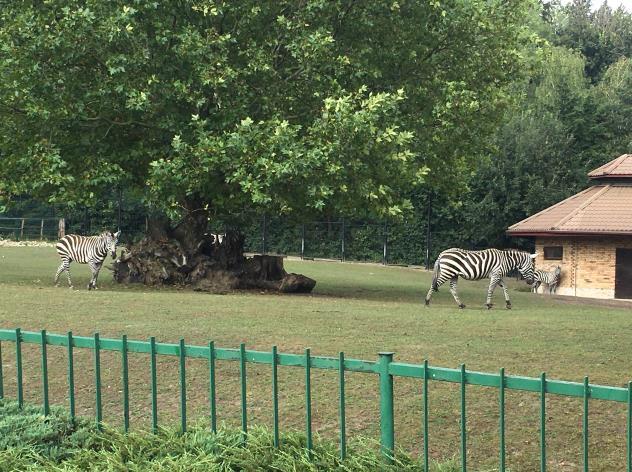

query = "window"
[{"left": 544, "top": 246, "right": 563, "bottom": 260}]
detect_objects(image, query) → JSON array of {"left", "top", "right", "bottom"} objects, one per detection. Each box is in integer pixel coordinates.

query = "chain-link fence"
[
  {"left": 2, "top": 212, "right": 472, "bottom": 267},
  {"left": 236, "top": 216, "right": 456, "bottom": 268}
]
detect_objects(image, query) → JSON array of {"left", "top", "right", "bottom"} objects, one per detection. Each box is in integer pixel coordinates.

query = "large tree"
[{"left": 0, "top": 0, "right": 534, "bottom": 289}]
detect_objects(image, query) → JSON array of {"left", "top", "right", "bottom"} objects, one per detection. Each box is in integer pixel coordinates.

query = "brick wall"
[{"left": 534, "top": 236, "right": 632, "bottom": 299}]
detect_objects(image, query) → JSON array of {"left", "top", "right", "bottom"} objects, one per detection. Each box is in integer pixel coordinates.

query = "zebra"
[
  {"left": 532, "top": 266, "right": 561, "bottom": 294},
  {"left": 424, "top": 248, "right": 537, "bottom": 309},
  {"left": 54, "top": 231, "right": 121, "bottom": 290},
  {"left": 210, "top": 233, "right": 225, "bottom": 245}
]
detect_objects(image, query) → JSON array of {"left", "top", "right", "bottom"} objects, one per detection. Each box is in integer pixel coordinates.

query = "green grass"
[
  {"left": 0, "top": 246, "right": 631, "bottom": 471},
  {"left": 0, "top": 399, "right": 457, "bottom": 471}
]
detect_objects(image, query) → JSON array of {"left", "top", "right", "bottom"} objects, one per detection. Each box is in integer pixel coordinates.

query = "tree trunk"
[{"left": 112, "top": 212, "right": 315, "bottom": 293}]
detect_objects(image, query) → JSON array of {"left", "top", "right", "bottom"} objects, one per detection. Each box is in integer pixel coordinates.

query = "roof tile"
[
  {"left": 588, "top": 154, "right": 632, "bottom": 178},
  {"left": 507, "top": 184, "right": 632, "bottom": 235}
]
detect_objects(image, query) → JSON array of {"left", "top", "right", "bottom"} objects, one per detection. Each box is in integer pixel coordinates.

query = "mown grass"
[
  {"left": 0, "top": 247, "right": 631, "bottom": 471},
  {"left": 0, "top": 400, "right": 459, "bottom": 471}
]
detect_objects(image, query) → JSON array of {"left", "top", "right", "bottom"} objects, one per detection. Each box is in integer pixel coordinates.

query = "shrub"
[{"left": 0, "top": 400, "right": 459, "bottom": 471}]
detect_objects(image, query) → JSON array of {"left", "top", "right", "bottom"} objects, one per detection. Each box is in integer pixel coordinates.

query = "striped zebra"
[
  {"left": 54, "top": 231, "right": 121, "bottom": 290},
  {"left": 424, "top": 248, "right": 537, "bottom": 309},
  {"left": 532, "top": 266, "right": 561, "bottom": 294}
]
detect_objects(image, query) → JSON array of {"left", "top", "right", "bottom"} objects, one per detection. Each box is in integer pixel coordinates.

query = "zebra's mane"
[
  {"left": 501, "top": 249, "right": 530, "bottom": 255},
  {"left": 450, "top": 248, "right": 531, "bottom": 257}
]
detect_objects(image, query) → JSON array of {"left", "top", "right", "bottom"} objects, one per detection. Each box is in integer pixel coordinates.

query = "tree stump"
[{"left": 112, "top": 215, "right": 315, "bottom": 294}]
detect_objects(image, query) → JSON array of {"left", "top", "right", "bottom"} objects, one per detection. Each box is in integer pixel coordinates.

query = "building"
[{"left": 507, "top": 154, "right": 632, "bottom": 300}]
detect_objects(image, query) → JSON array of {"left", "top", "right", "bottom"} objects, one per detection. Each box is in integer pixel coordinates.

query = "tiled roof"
[
  {"left": 588, "top": 154, "right": 632, "bottom": 178},
  {"left": 507, "top": 184, "right": 632, "bottom": 236}
]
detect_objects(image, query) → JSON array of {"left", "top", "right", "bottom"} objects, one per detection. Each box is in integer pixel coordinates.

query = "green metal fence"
[{"left": 0, "top": 328, "right": 630, "bottom": 471}]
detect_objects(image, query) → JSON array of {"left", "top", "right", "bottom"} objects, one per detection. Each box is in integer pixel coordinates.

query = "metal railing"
[{"left": 0, "top": 328, "right": 630, "bottom": 471}]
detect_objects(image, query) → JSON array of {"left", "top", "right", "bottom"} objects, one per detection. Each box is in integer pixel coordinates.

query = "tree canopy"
[
  {"left": 457, "top": 1, "right": 632, "bottom": 249},
  {"left": 0, "top": 0, "right": 534, "bottom": 220}
]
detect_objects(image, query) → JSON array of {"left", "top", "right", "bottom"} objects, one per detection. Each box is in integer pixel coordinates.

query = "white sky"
[{"left": 560, "top": 0, "right": 631, "bottom": 10}]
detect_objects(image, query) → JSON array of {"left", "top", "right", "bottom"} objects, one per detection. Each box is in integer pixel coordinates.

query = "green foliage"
[
  {"left": 0, "top": 0, "right": 534, "bottom": 222},
  {"left": 0, "top": 400, "right": 456, "bottom": 471},
  {"left": 454, "top": 1, "right": 632, "bottom": 249},
  {"left": 550, "top": 0, "right": 632, "bottom": 81},
  {"left": 5, "top": 0, "right": 632, "bottom": 257},
  {"left": 0, "top": 400, "right": 107, "bottom": 464}
]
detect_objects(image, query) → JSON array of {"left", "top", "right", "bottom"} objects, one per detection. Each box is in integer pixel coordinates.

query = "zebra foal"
[
  {"left": 425, "top": 248, "right": 536, "bottom": 309},
  {"left": 532, "top": 266, "right": 561, "bottom": 294},
  {"left": 54, "top": 231, "right": 121, "bottom": 290}
]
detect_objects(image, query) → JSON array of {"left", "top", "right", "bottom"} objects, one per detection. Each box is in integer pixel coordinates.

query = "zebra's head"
[
  {"left": 103, "top": 230, "right": 121, "bottom": 259},
  {"left": 517, "top": 252, "right": 537, "bottom": 285}
]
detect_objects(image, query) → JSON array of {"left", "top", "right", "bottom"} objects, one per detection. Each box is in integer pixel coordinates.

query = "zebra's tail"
[{"left": 431, "top": 259, "right": 441, "bottom": 292}]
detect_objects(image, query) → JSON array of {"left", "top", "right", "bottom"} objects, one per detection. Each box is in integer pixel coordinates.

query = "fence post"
[
  {"left": 117, "top": 186, "right": 123, "bottom": 230},
  {"left": 383, "top": 222, "right": 388, "bottom": 265},
  {"left": 262, "top": 215, "right": 267, "bottom": 254},
  {"left": 425, "top": 195, "right": 432, "bottom": 270},
  {"left": 94, "top": 333, "right": 102, "bottom": 429},
  {"left": 341, "top": 218, "right": 346, "bottom": 262},
  {"left": 0, "top": 341, "right": 3, "bottom": 400},
  {"left": 58, "top": 218, "right": 65, "bottom": 239},
  {"left": 239, "top": 343, "right": 248, "bottom": 444},
  {"left": 301, "top": 224, "right": 306, "bottom": 260},
  {"left": 378, "top": 351, "right": 395, "bottom": 463},
  {"left": 40, "top": 219, "right": 44, "bottom": 240},
  {"left": 15, "top": 328, "right": 23, "bottom": 409},
  {"left": 338, "top": 352, "right": 346, "bottom": 460},
  {"left": 40, "top": 330, "right": 49, "bottom": 416},
  {"left": 19, "top": 219, "right": 24, "bottom": 240}
]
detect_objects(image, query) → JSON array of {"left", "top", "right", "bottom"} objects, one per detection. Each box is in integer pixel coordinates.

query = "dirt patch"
[
  {"left": 552, "top": 294, "right": 632, "bottom": 309},
  {"left": 0, "top": 239, "right": 55, "bottom": 247}
]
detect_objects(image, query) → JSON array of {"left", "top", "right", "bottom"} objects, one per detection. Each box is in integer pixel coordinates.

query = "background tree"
[
  {"left": 459, "top": 1, "right": 632, "bottom": 249},
  {"left": 0, "top": 0, "right": 534, "bottom": 287}
]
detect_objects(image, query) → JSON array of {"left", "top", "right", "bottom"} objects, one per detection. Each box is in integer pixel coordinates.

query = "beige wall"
[{"left": 534, "top": 236, "right": 632, "bottom": 299}]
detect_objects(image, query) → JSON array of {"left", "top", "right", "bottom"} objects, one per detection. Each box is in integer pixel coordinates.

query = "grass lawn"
[{"left": 0, "top": 246, "right": 631, "bottom": 471}]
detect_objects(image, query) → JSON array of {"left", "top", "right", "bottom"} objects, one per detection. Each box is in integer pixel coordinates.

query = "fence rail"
[
  {"left": 0, "top": 217, "right": 65, "bottom": 240},
  {"left": 0, "top": 328, "right": 630, "bottom": 470}
]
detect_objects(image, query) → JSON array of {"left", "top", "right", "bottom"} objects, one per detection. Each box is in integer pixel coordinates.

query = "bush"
[{"left": 0, "top": 400, "right": 460, "bottom": 471}]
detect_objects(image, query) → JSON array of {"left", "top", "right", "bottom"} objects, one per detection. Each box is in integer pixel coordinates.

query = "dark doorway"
[{"left": 615, "top": 248, "right": 632, "bottom": 299}]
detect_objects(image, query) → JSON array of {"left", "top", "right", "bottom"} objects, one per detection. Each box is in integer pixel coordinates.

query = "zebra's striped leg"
[
  {"left": 486, "top": 274, "right": 501, "bottom": 309},
  {"left": 93, "top": 267, "right": 101, "bottom": 290},
  {"left": 88, "top": 261, "right": 101, "bottom": 290},
  {"left": 66, "top": 266, "right": 73, "bottom": 289},
  {"left": 424, "top": 287, "right": 434, "bottom": 306},
  {"left": 54, "top": 262, "right": 65, "bottom": 286},
  {"left": 448, "top": 277, "right": 466, "bottom": 309},
  {"left": 498, "top": 278, "right": 511, "bottom": 309},
  {"left": 54, "top": 261, "right": 73, "bottom": 288},
  {"left": 425, "top": 272, "right": 447, "bottom": 306}
]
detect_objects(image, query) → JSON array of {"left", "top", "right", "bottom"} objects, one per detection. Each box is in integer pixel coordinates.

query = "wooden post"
[
  {"left": 425, "top": 195, "right": 432, "bottom": 270},
  {"left": 40, "top": 219, "right": 44, "bottom": 240},
  {"left": 383, "top": 222, "right": 388, "bottom": 265},
  {"left": 301, "top": 224, "right": 306, "bottom": 260},
  {"left": 341, "top": 218, "right": 346, "bottom": 262},
  {"left": 20, "top": 219, "right": 25, "bottom": 240},
  {"left": 262, "top": 215, "right": 267, "bottom": 255},
  {"left": 117, "top": 187, "right": 123, "bottom": 230},
  {"left": 58, "top": 218, "right": 65, "bottom": 239}
]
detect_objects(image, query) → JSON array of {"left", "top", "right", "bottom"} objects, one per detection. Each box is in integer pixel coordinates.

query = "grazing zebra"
[
  {"left": 424, "top": 248, "right": 537, "bottom": 309},
  {"left": 54, "top": 231, "right": 121, "bottom": 290},
  {"left": 532, "top": 266, "right": 562, "bottom": 294}
]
